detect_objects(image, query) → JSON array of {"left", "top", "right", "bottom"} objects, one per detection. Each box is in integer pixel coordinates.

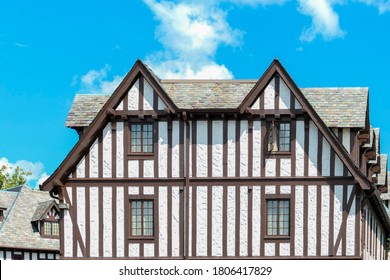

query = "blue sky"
[{"left": 1, "top": 0, "right": 390, "bottom": 188}]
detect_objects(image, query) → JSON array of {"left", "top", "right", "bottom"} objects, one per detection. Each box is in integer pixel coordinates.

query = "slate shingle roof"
[
  {"left": 0, "top": 191, "right": 18, "bottom": 221},
  {"left": 378, "top": 154, "right": 388, "bottom": 186},
  {"left": 65, "top": 81, "right": 368, "bottom": 129},
  {"left": 301, "top": 87, "right": 368, "bottom": 128},
  {"left": 65, "top": 94, "right": 110, "bottom": 128},
  {"left": 161, "top": 80, "right": 256, "bottom": 110},
  {"left": 0, "top": 186, "right": 59, "bottom": 251}
]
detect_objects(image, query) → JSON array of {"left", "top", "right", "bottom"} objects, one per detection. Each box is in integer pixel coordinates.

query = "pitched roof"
[
  {"left": 65, "top": 84, "right": 368, "bottom": 129},
  {"left": 65, "top": 94, "right": 110, "bottom": 128},
  {"left": 161, "top": 80, "right": 255, "bottom": 110},
  {"left": 301, "top": 87, "right": 368, "bottom": 128},
  {"left": 0, "top": 186, "right": 59, "bottom": 251},
  {"left": 377, "top": 154, "right": 388, "bottom": 186},
  {"left": 0, "top": 191, "right": 18, "bottom": 221},
  {"left": 31, "top": 200, "right": 57, "bottom": 222}
]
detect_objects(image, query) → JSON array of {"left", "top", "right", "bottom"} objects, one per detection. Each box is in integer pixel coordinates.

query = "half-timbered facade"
[{"left": 42, "top": 59, "right": 390, "bottom": 259}]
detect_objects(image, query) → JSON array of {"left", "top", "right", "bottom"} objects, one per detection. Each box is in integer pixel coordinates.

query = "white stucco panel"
[
  {"left": 264, "top": 243, "right": 275, "bottom": 256},
  {"left": 143, "top": 160, "right": 154, "bottom": 178},
  {"left": 295, "top": 121, "right": 305, "bottom": 176},
  {"left": 279, "top": 78, "right": 290, "bottom": 109},
  {"left": 322, "top": 138, "right": 331, "bottom": 176},
  {"left": 143, "top": 79, "right": 154, "bottom": 110},
  {"left": 76, "top": 156, "right": 85, "bottom": 178},
  {"left": 252, "top": 186, "right": 261, "bottom": 256},
  {"left": 321, "top": 185, "right": 330, "bottom": 256},
  {"left": 196, "top": 186, "right": 208, "bottom": 256},
  {"left": 308, "top": 185, "right": 317, "bottom": 256},
  {"left": 212, "top": 186, "right": 223, "bottom": 257},
  {"left": 116, "top": 187, "right": 125, "bottom": 257},
  {"left": 334, "top": 185, "right": 343, "bottom": 256},
  {"left": 227, "top": 186, "right": 236, "bottom": 256},
  {"left": 295, "top": 185, "right": 304, "bottom": 256},
  {"left": 280, "top": 243, "right": 290, "bottom": 256},
  {"left": 116, "top": 122, "right": 124, "bottom": 178},
  {"left": 159, "top": 187, "right": 168, "bottom": 257},
  {"left": 227, "top": 121, "right": 236, "bottom": 177},
  {"left": 212, "top": 121, "right": 223, "bottom": 177},
  {"left": 128, "top": 79, "right": 139, "bottom": 110},
  {"left": 90, "top": 187, "right": 99, "bottom": 257},
  {"left": 251, "top": 97, "right": 260, "bottom": 109},
  {"left": 308, "top": 121, "right": 318, "bottom": 176},
  {"left": 280, "top": 158, "right": 291, "bottom": 177},
  {"left": 240, "top": 186, "right": 248, "bottom": 256},
  {"left": 90, "top": 139, "right": 99, "bottom": 178},
  {"left": 172, "top": 121, "right": 180, "bottom": 178},
  {"left": 144, "top": 243, "right": 155, "bottom": 257},
  {"left": 264, "top": 78, "right": 275, "bottom": 109},
  {"left": 158, "top": 122, "right": 168, "bottom": 178},
  {"left": 240, "top": 120, "right": 249, "bottom": 177},
  {"left": 197, "top": 121, "right": 208, "bottom": 177},
  {"left": 77, "top": 187, "right": 86, "bottom": 245},
  {"left": 129, "top": 243, "right": 140, "bottom": 257},
  {"left": 265, "top": 158, "right": 276, "bottom": 177},
  {"left": 252, "top": 121, "right": 261, "bottom": 177},
  {"left": 64, "top": 188, "right": 73, "bottom": 257},
  {"left": 128, "top": 160, "right": 139, "bottom": 178},
  {"left": 172, "top": 187, "right": 180, "bottom": 257},
  {"left": 346, "top": 185, "right": 355, "bottom": 256},
  {"left": 103, "top": 187, "right": 112, "bottom": 257},
  {"left": 103, "top": 123, "right": 112, "bottom": 178}
]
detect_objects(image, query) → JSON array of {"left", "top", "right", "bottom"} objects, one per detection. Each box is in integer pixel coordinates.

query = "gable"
[
  {"left": 249, "top": 75, "right": 303, "bottom": 111},
  {"left": 114, "top": 76, "right": 169, "bottom": 112},
  {"left": 42, "top": 60, "right": 178, "bottom": 192},
  {"left": 239, "top": 59, "right": 371, "bottom": 190}
]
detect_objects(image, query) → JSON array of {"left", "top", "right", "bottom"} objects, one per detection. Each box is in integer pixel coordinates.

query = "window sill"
[
  {"left": 128, "top": 236, "right": 156, "bottom": 241},
  {"left": 128, "top": 153, "right": 155, "bottom": 159},
  {"left": 265, "top": 152, "right": 291, "bottom": 158},
  {"left": 264, "top": 235, "right": 291, "bottom": 241}
]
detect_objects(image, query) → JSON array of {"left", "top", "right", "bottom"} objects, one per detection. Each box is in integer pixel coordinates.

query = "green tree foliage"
[{"left": 0, "top": 165, "right": 32, "bottom": 190}]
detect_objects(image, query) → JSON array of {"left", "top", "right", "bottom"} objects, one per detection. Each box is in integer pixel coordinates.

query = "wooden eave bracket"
[
  {"left": 369, "top": 164, "right": 380, "bottom": 173},
  {"left": 358, "top": 132, "right": 370, "bottom": 145},
  {"left": 365, "top": 150, "right": 376, "bottom": 160}
]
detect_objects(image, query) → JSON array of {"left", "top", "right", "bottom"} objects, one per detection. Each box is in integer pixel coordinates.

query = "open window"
[{"left": 267, "top": 121, "right": 291, "bottom": 152}]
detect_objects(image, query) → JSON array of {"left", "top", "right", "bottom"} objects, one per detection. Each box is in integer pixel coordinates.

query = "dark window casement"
[
  {"left": 267, "top": 121, "right": 291, "bottom": 152},
  {"left": 129, "top": 200, "right": 154, "bottom": 238},
  {"left": 130, "top": 123, "right": 154, "bottom": 154},
  {"left": 43, "top": 221, "right": 60, "bottom": 237},
  {"left": 266, "top": 199, "right": 290, "bottom": 236},
  {"left": 0, "top": 209, "right": 4, "bottom": 222}
]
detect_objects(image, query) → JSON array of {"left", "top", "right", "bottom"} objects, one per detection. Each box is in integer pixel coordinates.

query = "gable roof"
[
  {"left": 0, "top": 186, "right": 59, "bottom": 251},
  {"left": 31, "top": 200, "right": 58, "bottom": 222},
  {"left": 43, "top": 59, "right": 177, "bottom": 191}
]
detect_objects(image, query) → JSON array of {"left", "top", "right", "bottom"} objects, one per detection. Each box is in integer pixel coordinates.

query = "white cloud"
[
  {"left": 0, "top": 157, "right": 48, "bottom": 189},
  {"left": 355, "top": 0, "right": 390, "bottom": 13},
  {"left": 298, "top": 0, "right": 346, "bottom": 42},
  {"left": 143, "top": 0, "right": 242, "bottom": 78},
  {"left": 78, "top": 64, "right": 123, "bottom": 95},
  {"left": 227, "top": 0, "right": 288, "bottom": 6}
]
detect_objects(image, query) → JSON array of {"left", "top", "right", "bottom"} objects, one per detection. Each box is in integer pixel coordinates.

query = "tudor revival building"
[{"left": 42, "top": 59, "right": 390, "bottom": 260}]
